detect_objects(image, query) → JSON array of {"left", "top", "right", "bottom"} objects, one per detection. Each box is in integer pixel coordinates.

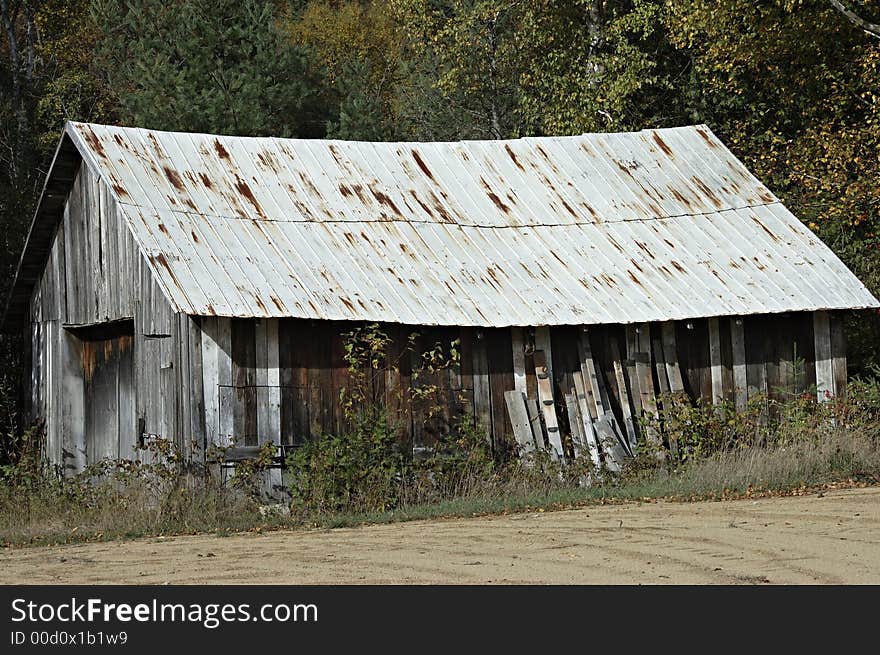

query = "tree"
[
  {"left": 392, "top": 0, "right": 527, "bottom": 139},
  {"left": 285, "top": 0, "right": 401, "bottom": 140},
  {"left": 91, "top": 0, "right": 326, "bottom": 137}
]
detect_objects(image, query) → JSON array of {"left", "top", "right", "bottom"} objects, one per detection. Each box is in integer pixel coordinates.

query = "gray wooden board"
[
  {"left": 511, "top": 327, "right": 527, "bottom": 393},
  {"left": 534, "top": 349, "right": 563, "bottom": 461},
  {"left": 813, "top": 311, "right": 834, "bottom": 401},
  {"left": 609, "top": 338, "right": 638, "bottom": 450},
  {"left": 573, "top": 374, "right": 601, "bottom": 469},
  {"left": 634, "top": 352, "right": 661, "bottom": 446},
  {"left": 525, "top": 398, "right": 546, "bottom": 451},
  {"left": 708, "top": 317, "right": 724, "bottom": 404},
  {"left": 472, "top": 334, "right": 492, "bottom": 440},
  {"left": 535, "top": 327, "right": 553, "bottom": 390},
  {"left": 730, "top": 317, "right": 748, "bottom": 412},
  {"left": 651, "top": 330, "right": 670, "bottom": 396},
  {"left": 578, "top": 330, "right": 604, "bottom": 417},
  {"left": 830, "top": 314, "right": 847, "bottom": 398},
  {"left": 504, "top": 390, "right": 536, "bottom": 456},
  {"left": 564, "top": 392, "right": 584, "bottom": 459},
  {"left": 661, "top": 321, "right": 685, "bottom": 393}
]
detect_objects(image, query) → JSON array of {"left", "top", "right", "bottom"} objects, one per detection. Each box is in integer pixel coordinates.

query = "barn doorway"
[{"left": 66, "top": 320, "right": 136, "bottom": 465}]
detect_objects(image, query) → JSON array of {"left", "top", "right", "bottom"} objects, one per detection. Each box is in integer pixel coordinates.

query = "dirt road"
[{"left": 2, "top": 487, "right": 878, "bottom": 584}]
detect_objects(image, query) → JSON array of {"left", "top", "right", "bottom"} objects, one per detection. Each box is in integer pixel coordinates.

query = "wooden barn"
[{"left": 2, "top": 121, "right": 878, "bottom": 476}]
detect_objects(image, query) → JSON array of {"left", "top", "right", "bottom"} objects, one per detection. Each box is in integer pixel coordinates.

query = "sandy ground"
[{"left": 2, "top": 487, "right": 878, "bottom": 584}]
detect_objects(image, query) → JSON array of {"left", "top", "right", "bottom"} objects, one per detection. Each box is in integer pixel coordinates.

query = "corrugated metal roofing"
[{"left": 63, "top": 121, "right": 878, "bottom": 326}]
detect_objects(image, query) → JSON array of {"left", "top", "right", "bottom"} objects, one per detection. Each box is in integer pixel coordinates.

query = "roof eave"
[{"left": 1, "top": 123, "right": 83, "bottom": 334}]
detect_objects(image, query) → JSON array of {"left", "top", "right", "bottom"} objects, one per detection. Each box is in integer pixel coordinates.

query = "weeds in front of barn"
[{"left": 1, "top": 376, "right": 879, "bottom": 547}]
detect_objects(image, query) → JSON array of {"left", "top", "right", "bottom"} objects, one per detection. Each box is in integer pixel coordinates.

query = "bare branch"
[{"left": 829, "top": 0, "right": 880, "bottom": 39}]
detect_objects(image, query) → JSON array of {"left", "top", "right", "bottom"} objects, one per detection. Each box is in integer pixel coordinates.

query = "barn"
[{"left": 2, "top": 121, "right": 878, "bottom": 476}]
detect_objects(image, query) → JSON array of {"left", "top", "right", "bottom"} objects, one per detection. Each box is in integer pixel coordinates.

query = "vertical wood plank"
[
  {"left": 511, "top": 327, "right": 527, "bottom": 393},
  {"left": 524, "top": 398, "right": 546, "bottom": 451},
  {"left": 831, "top": 313, "right": 847, "bottom": 398},
  {"left": 504, "top": 390, "right": 535, "bottom": 456},
  {"left": 534, "top": 349, "right": 563, "bottom": 461},
  {"left": 634, "top": 352, "right": 659, "bottom": 445},
  {"left": 578, "top": 329, "right": 605, "bottom": 418},
  {"left": 730, "top": 317, "right": 748, "bottom": 412},
  {"left": 609, "top": 337, "right": 637, "bottom": 450},
  {"left": 708, "top": 317, "right": 724, "bottom": 405},
  {"left": 534, "top": 326, "right": 553, "bottom": 390},
  {"left": 814, "top": 311, "right": 834, "bottom": 402},
  {"left": 564, "top": 392, "right": 584, "bottom": 459},
  {"left": 216, "top": 318, "right": 234, "bottom": 444},
  {"left": 573, "top": 374, "right": 601, "bottom": 468},
  {"left": 661, "top": 321, "right": 685, "bottom": 393},
  {"left": 488, "top": 328, "right": 514, "bottom": 454},
  {"left": 472, "top": 330, "right": 492, "bottom": 441}
]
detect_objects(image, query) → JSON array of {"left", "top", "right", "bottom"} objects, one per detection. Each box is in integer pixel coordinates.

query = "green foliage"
[
  {"left": 90, "top": 0, "right": 325, "bottom": 137},
  {"left": 285, "top": 409, "right": 409, "bottom": 514}
]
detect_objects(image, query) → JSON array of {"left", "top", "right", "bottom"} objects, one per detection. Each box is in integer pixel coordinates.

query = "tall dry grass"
[{"left": 1, "top": 379, "right": 879, "bottom": 545}]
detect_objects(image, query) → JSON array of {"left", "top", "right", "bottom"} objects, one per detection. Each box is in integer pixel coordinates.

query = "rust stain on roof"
[
  {"left": 411, "top": 149, "right": 436, "bottom": 183},
  {"left": 505, "top": 144, "right": 525, "bottom": 171},
  {"left": 692, "top": 176, "right": 723, "bottom": 208},
  {"left": 234, "top": 177, "right": 266, "bottom": 218},
  {"left": 750, "top": 216, "right": 779, "bottom": 242},
  {"left": 214, "top": 140, "right": 231, "bottom": 160},
  {"left": 652, "top": 132, "right": 674, "bottom": 157}
]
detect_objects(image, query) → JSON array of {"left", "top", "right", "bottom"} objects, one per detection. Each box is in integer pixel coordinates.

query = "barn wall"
[
  {"left": 26, "top": 162, "right": 190, "bottom": 473},
  {"left": 193, "top": 312, "right": 843, "bottom": 456}
]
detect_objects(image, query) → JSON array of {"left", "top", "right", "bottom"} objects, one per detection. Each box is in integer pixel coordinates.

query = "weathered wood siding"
[
  {"left": 193, "top": 312, "right": 838, "bottom": 455},
  {"left": 26, "top": 162, "right": 191, "bottom": 473}
]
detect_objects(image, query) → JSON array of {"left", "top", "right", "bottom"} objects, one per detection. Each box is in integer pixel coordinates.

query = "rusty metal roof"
[{"left": 16, "top": 121, "right": 880, "bottom": 327}]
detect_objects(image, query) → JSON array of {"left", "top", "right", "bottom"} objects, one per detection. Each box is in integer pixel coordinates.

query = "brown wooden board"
[
  {"left": 488, "top": 328, "right": 514, "bottom": 455},
  {"left": 472, "top": 330, "right": 492, "bottom": 442}
]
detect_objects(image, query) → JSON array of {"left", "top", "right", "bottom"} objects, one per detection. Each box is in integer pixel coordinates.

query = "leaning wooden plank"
[
  {"left": 573, "top": 374, "right": 601, "bottom": 469},
  {"left": 511, "top": 327, "right": 527, "bottom": 393},
  {"left": 578, "top": 329, "right": 605, "bottom": 417},
  {"left": 534, "top": 326, "right": 553, "bottom": 386},
  {"left": 813, "top": 311, "right": 834, "bottom": 402},
  {"left": 634, "top": 352, "right": 661, "bottom": 448},
  {"left": 830, "top": 313, "right": 847, "bottom": 399},
  {"left": 564, "top": 392, "right": 585, "bottom": 459},
  {"left": 625, "top": 324, "right": 638, "bottom": 359},
  {"left": 660, "top": 321, "right": 685, "bottom": 393},
  {"left": 708, "top": 317, "right": 724, "bottom": 405},
  {"left": 625, "top": 358, "right": 643, "bottom": 417},
  {"left": 534, "top": 349, "right": 564, "bottom": 461},
  {"left": 609, "top": 338, "right": 638, "bottom": 451},
  {"left": 730, "top": 317, "right": 748, "bottom": 412},
  {"left": 594, "top": 414, "right": 626, "bottom": 472},
  {"left": 651, "top": 329, "right": 671, "bottom": 397},
  {"left": 504, "top": 390, "right": 536, "bottom": 457},
  {"left": 525, "top": 398, "right": 546, "bottom": 451}
]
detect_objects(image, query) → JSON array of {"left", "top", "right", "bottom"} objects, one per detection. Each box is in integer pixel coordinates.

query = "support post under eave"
[{"left": 814, "top": 310, "right": 846, "bottom": 401}]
